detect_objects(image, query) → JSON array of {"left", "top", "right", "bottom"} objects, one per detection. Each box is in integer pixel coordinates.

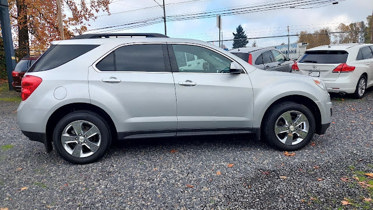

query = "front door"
[{"left": 168, "top": 44, "right": 254, "bottom": 132}]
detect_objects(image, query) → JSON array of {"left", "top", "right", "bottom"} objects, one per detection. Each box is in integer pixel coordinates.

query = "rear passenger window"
[
  {"left": 357, "top": 46, "right": 373, "bottom": 60},
  {"left": 96, "top": 44, "right": 168, "bottom": 72},
  {"left": 255, "top": 55, "right": 263, "bottom": 65},
  {"left": 232, "top": 53, "right": 249, "bottom": 62},
  {"left": 262, "top": 51, "right": 274, "bottom": 64}
]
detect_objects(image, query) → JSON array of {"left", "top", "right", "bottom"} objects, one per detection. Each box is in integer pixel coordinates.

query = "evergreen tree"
[{"left": 232, "top": 25, "right": 248, "bottom": 49}]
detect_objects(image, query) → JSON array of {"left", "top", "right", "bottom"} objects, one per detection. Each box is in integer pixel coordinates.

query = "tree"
[
  {"left": 8, "top": 0, "right": 111, "bottom": 57},
  {"left": 365, "top": 14, "right": 373, "bottom": 43},
  {"left": 334, "top": 22, "right": 365, "bottom": 44},
  {"left": 298, "top": 28, "right": 330, "bottom": 48},
  {"left": 232, "top": 25, "right": 248, "bottom": 49}
]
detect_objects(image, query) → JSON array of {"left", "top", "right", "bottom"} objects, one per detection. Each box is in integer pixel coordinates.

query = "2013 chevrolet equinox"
[{"left": 17, "top": 33, "right": 332, "bottom": 164}]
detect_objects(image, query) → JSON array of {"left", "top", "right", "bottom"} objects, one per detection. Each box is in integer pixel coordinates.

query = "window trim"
[
  {"left": 167, "top": 43, "right": 247, "bottom": 74},
  {"left": 92, "top": 43, "right": 172, "bottom": 73}
]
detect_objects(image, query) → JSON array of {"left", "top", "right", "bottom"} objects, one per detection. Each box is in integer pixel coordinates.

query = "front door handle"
[
  {"left": 102, "top": 77, "right": 121, "bottom": 83},
  {"left": 179, "top": 80, "right": 196, "bottom": 86}
]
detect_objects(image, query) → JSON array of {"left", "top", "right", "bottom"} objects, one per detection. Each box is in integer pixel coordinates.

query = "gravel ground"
[{"left": 1, "top": 89, "right": 372, "bottom": 209}]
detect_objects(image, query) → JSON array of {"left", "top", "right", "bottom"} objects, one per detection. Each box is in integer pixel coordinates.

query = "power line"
[{"left": 88, "top": 0, "right": 343, "bottom": 32}]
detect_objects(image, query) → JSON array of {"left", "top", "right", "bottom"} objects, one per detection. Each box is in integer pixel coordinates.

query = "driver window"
[
  {"left": 172, "top": 45, "right": 232, "bottom": 73},
  {"left": 272, "top": 50, "right": 285, "bottom": 62}
]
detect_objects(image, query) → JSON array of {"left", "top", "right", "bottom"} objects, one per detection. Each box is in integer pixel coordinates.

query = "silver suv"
[{"left": 17, "top": 33, "right": 332, "bottom": 164}]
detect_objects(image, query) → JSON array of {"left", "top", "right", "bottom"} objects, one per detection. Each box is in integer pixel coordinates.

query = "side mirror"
[{"left": 230, "top": 62, "right": 243, "bottom": 74}]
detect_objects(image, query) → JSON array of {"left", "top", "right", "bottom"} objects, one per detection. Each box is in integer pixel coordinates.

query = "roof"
[
  {"left": 230, "top": 46, "right": 274, "bottom": 53},
  {"left": 307, "top": 43, "right": 372, "bottom": 51}
]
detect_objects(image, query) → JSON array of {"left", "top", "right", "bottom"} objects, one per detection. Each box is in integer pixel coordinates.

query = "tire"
[
  {"left": 262, "top": 102, "right": 316, "bottom": 151},
  {"left": 53, "top": 111, "right": 112, "bottom": 164},
  {"left": 353, "top": 75, "right": 367, "bottom": 99}
]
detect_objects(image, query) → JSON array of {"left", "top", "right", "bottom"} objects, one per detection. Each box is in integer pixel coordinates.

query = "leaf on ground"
[
  {"left": 317, "top": 178, "right": 324, "bottom": 181},
  {"left": 370, "top": 122, "right": 373, "bottom": 125},
  {"left": 341, "top": 199, "right": 351, "bottom": 206},
  {"left": 20, "top": 187, "right": 28, "bottom": 191},
  {"left": 364, "top": 173, "right": 373, "bottom": 178},
  {"left": 216, "top": 171, "right": 221, "bottom": 175},
  {"left": 170, "top": 149, "right": 177, "bottom": 154},
  {"left": 313, "top": 165, "right": 320, "bottom": 169},
  {"left": 262, "top": 171, "right": 270, "bottom": 175},
  {"left": 310, "top": 197, "right": 317, "bottom": 201},
  {"left": 186, "top": 184, "right": 194, "bottom": 188},
  {"left": 358, "top": 181, "right": 372, "bottom": 188},
  {"left": 363, "top": 197, "right": 372, "bottom": 202},
  {"left": 332, "top": 121, "right": 336, "bottom": 124},
  {"left": 311, "top": 142, "right": 316, "bottom": 146},
  {"left": 227, "top": 163, "right": 234, "bottom": 168},
  {"left": 15, "top": 168, "right": 23, "bottom": 172},
  {"left": 284, "top": 151, "right": 295, "bottom": 157},
  {"left": 1, "top": 208, "right": 9, "bottom": 210},
  {"left": 279, "top": 176, "right": 287, "bottom": 180},
  {"left": 351, "top": 120, "right": 356, "bottom": 123},
  {"left": 340, "top": 177, "right": 349, "bottom": 182}
]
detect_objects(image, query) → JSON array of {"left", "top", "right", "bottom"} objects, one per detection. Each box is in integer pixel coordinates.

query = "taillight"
[
  {"left": 12, "top": 71, "right": 19, "bottom": 77},
  {"left": 291, "top": 62, "right": 299, "bottom": 71},
  {"left": 248, "top": 54, "right": 253, "bottom": 65},
  {"left": 332, "top": 63, "right": 355, "bottom": 73},
  {"left": 21, "top": 75, "right": 42, "bottom": 101}
]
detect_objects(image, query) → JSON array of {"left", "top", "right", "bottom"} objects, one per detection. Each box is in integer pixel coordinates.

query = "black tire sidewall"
[
  {"left": 53, "top": 111, "right": 111, "bottom": 164},
  {"left": 263, "top": 102, "right": 316, "bottom": 151},
  {"left": 354, "top": 76, "right": 367, "bottom": 99}
]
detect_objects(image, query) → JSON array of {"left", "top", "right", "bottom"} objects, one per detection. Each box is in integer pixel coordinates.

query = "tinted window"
[
  {"left": 96, "top": 45, "right": 167, "bottom": 72},
  {"left": 272, "top": 50, "right": 285, "bottom": 62},
  {"left": 172, "top": 45, "right": 232, "bottom": 73},
  {"left": 232, "top": 53, "right": 249, "bottom": 62},
  {"left": 358, "top": 46, "right": 373, "bottom": 60},
  {"left": 299, "top": 50, "right": 348, "bottom": 64},
  {"left": 262, "top": 51, "right": 274, "bottom": 64},
  {"left": 29, "top": 45, "right": 98, "bottom": 72},
  {"left": 14, "top": 60, "right": 29, "bottom": 72},
  {"left": 255, "top": 54, "right": 263, "bottom": 65}
]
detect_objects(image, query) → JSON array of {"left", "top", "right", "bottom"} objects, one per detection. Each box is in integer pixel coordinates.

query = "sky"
[{"left": 85, "top": 0, "right": 373, "bottom": 49}]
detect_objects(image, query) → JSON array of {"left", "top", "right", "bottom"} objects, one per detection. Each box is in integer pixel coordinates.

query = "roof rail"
[{"left": 72, "top": 33, "right": 168, "bottom": 39}]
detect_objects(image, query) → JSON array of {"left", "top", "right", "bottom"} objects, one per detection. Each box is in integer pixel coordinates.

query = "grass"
[
  {"left": 0, "top": 80, "right": 22, "bottom": 102},
  {"left": 1, "top": 144, "right": 14, "bottom": 151}
]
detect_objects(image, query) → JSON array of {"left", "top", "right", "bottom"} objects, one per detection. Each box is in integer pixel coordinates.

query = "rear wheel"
[
  {"left": 262, "top": 102, "right": 316, "bottom": 151},
  {"left": 353, "top": 75, "right": 367, "bottom": 99},
  {"left": 53, "top": 111, "right": 112, "bottom": 164}
]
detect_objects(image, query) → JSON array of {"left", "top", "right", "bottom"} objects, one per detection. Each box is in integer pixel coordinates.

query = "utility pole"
[
  {"left": 162, "top": 0, "right": 167, "bottom": 36},
  {"left": 217, "top": 15, "right": 221, "bottom": 48},
  {"left": 57, "top": 0, "right": 64, "bottom": 40},
  {"left": 371, "top": 10, "right": 373, "bottom": 43},
  {"left": 0, "top": 0, "right": 16, "bottom": 90},
  {"left": 287, "top": 26, "right": 290, "bottom": 58}
]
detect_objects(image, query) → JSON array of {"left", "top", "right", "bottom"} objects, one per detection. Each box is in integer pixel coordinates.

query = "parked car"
[
  {"left": 230, "top": 47, "right": 293, "bottom": 72},
  {"left": 292, "top": 43, "right": 373, "bottom": 98},
  {"left": 17, "top": 33, "right": 332, "bottom": 164},
  {"left": 11, "top": 56, "right": 38, "bottom": 91}
]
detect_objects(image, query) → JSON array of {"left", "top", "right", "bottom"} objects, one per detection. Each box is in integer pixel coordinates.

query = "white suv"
[
  {"left": 17, "top": 33, "right": 332, "bottom": 164},
  {"left": 293, "top": 44, "right": 373, "bottom": 98}
]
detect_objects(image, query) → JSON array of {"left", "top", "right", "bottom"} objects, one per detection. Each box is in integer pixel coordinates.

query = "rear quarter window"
[
  {"left": 299, "top": 50, "right": 348, "bottom": 64},
  {"left": 28, "top": 45, "right": 99, "bottom": 72}
]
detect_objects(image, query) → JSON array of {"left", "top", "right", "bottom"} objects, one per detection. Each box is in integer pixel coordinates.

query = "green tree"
[
  {"left": 365, "top": 14, "right": 373, "bottom": 43},
  {"left": 232, "top": 25, "right": 248, "bottom": 49}
]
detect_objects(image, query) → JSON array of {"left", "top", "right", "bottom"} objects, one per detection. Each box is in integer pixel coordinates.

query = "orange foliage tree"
[{"left": 8, "top": 0, "right": 111, "bottom": 57}]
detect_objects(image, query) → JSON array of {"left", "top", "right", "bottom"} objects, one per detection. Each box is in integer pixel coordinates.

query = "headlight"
[{"left": 313, "top": 79, "right": 327, "bottom": 90}]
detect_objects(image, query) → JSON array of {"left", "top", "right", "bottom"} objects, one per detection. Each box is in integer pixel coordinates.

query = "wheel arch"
[
  {"left": 258, "top": 95, "right": 322, "bottom": 140},
  {"left": 46, "top": 103, "right": 118, "bottom": 151}
]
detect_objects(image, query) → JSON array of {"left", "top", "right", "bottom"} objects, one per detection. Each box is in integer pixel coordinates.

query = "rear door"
[
  {"left": 261, "top": 50, "right": 278, "bottom": 71},
  {"left": 169, "top": 44, "right": 254, "bottom": 132},
  {"left": 297, "top": 50, "right": 348, "bottom": 81},
  {"left": 89, "top": 44, "right": 177, "bottom": 137},
  {"left": 271, "top": 50, "right": 292, "bottom": 72},
  {"left": 356, "top": 46, "right": 373, "bottom": 87}
]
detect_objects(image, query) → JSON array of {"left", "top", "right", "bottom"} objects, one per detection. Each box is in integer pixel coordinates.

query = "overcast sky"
[{"left": 86, "top": 0, "right": 373, "bottom": 48}]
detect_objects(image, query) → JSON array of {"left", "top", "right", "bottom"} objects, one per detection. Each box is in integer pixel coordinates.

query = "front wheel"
[
  {"left": 262, "top": 102, "right": 316, "bottom": 151},
  {"left": 53, "top": 111, "right": 112, "bottom": 164},
  {"left": 353, "top": 76, "right": 367, "bottom": 99}
]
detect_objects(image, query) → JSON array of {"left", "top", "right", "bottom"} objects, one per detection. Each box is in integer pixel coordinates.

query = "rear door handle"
[
  {"left": 179, "top": 80, "right": 196, "bottom": 86},
  {"left": 102, "top": 77, "right": 121, "bottom": 83}
]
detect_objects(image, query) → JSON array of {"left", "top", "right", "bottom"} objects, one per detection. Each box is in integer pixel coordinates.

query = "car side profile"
[
  {"left": 230, "top": 47, "right": 293, "bottom": 72},
  {"left": 293, "top": 43, "right": 373, "bottom": 98},
  {"left": 17, "top": 33, "right": 332, "bottom": 164}
]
